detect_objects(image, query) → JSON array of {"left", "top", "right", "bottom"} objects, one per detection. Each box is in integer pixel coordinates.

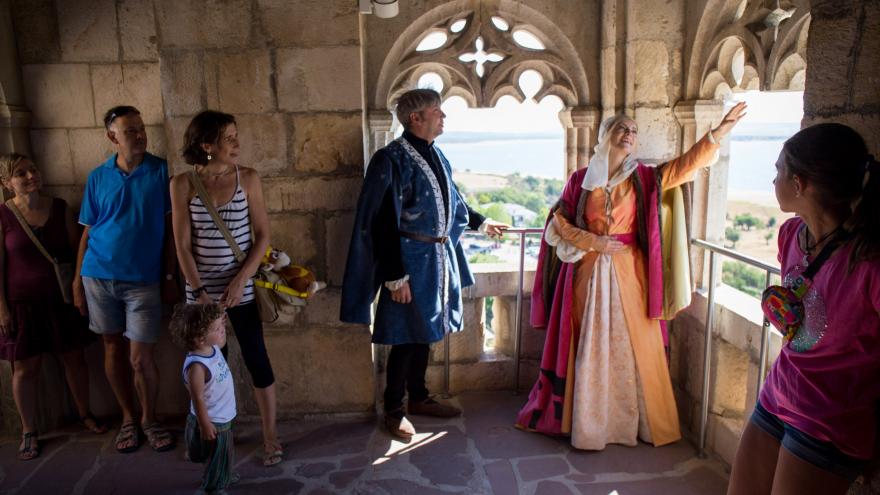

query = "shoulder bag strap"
[
  {"left": 4, "top": 199, "right": 57, "bottom": 265},
  {"left": 187, "top": 171, "right": 246, "bottom": 264}
]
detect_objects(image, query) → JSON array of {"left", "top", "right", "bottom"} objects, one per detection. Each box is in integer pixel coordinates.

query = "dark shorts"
[{"left": 751, "top": 402, "right": 868, "bottom": 482}]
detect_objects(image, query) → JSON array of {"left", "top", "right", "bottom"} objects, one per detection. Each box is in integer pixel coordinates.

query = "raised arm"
[{"left": 661, "top": 101, "right": 747, "bottom": 189}]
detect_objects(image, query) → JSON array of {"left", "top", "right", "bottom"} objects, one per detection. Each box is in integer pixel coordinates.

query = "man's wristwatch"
[{"left": 192, "top": 286, "right": 206, "bottom": 298}]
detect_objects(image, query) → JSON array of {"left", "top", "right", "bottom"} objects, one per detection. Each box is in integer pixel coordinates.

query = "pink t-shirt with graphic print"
[{"left": 759, "top": 217, "right": 880, "bottom": 459}]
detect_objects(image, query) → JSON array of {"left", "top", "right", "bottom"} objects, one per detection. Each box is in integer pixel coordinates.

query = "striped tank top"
[{"left": 186, "top": 167, "right": 254, "bottom": 305}]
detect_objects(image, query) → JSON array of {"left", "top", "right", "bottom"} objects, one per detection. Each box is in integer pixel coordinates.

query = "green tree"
[
  {"left": 482, "top": 204, "right": 513, "bottom": 226},
  {"left": 725, "top": 227, "right": 741, "bottom": 248},
  {"left": 722, "top": 261, "right": 764, "bottom": 297},
  {"left": 764, "top": 231, "right": 774, "bottom": 245},
  {"left": 545, "top": 180, "right": 563, "bottom": 198},
  {"left": 469, "top": 253, "right": 506, "bottom": 264},
  {"left": 734, "top": 213, "right": 761, "bottom": 231},
  {"left": 530, "top": 206, "right": 550, "bottom": 227},
  {"left": 524, "top": 176, "right": 540, "bottom": 190},
  {"left": 766, "top": 216, "right": 777, "bottom": 228}
]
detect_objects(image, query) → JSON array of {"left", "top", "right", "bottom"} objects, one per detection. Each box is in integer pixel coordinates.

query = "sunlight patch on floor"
[{"left": 372, "top": 431, "right": 449, "bottom": 465}]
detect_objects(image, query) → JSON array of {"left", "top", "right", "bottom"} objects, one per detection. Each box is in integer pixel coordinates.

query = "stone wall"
[
  {"left": 802, "top": 0, "right": 879, "bottom": 156},
  {"left": 2, "top": 0, "right": 375, "bottom": 432},
  {"left": 620, "top": 0, "right": 686, "bottom": 160}
]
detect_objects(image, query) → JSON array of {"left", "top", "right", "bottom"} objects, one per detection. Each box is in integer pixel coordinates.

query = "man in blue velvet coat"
[{"left": 340, "top": 89, "right": 506, "bottom": 439}]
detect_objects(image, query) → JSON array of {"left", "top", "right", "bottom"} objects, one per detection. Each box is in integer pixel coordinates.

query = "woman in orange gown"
[{"left": 517, "top": 103, "right": 746, "bottom": 449}]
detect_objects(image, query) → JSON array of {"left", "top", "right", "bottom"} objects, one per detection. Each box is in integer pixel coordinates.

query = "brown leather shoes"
[
  {"left": 384, "top": 414, "right": 416, "bottom": 439},
  {"left": 408, "top": 397, "right": 461, "bottom": 418}
]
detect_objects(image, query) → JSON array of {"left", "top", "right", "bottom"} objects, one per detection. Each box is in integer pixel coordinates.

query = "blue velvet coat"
[{"left": 340, "top": 137, "right": 474, "bottom": 345}]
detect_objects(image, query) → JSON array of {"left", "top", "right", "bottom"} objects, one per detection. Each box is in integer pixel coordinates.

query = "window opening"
[
  {"left": 416, "top": 31, "right": 448, "bottom": 52},
  {"left": 722, "top": 90, "right": 803, "bottom": 297},
  {"left": 491, "top": 16, "right": 510, "bottom": 31},
  {"left": 512, "top": 29, "right": 545, "bottom": 50},
  {"left": 458, "top": 36, "right": 505, "bottom": 78},
  {"left": 417, "top": 72, "right": 444, "bottom": 92}
]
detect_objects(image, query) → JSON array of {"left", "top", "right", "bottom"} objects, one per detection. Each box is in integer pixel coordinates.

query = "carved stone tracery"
[
  {"left": 371, "top": 0, "right": 595, "bottom": 174},
  {"left": 382, "top": 5, "right": 586, "bottom": 111},
  {"left": 691, "top": 0, "right": 810, "bottom": 100}
]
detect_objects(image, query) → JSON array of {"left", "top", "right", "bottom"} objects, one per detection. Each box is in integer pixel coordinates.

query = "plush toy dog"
[{"left": 260, "top": 247, "right": 326, "bottom": 300}]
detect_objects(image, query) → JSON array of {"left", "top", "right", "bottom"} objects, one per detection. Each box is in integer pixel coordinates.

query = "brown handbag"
[{"left": 5, "top": 199, "right": 75, "bottom": 304}]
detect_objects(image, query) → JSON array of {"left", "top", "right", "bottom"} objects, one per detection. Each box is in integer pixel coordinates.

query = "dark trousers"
[
  {"left": 220, "top": 302, "right": 275, "bottom": 389},
  {"left": 384, "top": 343, "right": 430, "bottom": 414}
]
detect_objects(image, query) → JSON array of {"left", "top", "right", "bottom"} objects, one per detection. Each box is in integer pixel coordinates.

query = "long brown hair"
[{"left": 783, "top": 123, "right": 880, "bottom": 269}]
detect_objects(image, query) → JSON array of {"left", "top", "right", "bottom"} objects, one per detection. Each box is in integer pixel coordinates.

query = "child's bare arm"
[{"left": 186, "top": 363, "right": 217, "bottom": 441}]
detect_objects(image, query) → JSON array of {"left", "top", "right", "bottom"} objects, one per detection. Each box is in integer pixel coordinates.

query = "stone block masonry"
[{"left": 6, "top": 0, "right": 374, "bottom": 429}]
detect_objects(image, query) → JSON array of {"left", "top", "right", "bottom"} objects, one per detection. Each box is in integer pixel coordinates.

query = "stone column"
[
  {"left": 560, "top": 106, "right": 600, "bottom": 177},
  {"left": 674, "top": 99, "right": 726, "bottom": 289},
  {"left": 0, "top": 0, "right": 31, "bottom": 156},
  {"left": 366, "top": 109, "right": 394, "bottom": 166}
]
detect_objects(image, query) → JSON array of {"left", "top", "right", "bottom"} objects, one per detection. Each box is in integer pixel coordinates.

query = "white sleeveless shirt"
[{"left": 182, "top": 345, "right": 236, "bottom": 423}]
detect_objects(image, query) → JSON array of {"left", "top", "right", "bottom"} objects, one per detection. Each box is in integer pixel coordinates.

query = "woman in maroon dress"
[{"left": 0, "top": 154, "right": 105, "bottom": 460}]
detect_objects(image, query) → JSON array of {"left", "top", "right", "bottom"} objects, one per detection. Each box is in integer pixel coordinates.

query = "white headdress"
[{"left": 581, "top": 115, "right": 639, "bottom": 191}]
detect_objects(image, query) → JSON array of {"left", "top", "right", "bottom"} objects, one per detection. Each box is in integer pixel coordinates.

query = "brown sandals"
[
  {"left": 142, "top": 422, "right": 175, "bottom": 452},
  {"left": 115, "top": 422, "right": 139, "bottom": 453}
]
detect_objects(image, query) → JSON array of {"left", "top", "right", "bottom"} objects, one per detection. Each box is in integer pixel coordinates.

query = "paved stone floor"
[{"left": 0, "top": 392, "right": 728, "bottom": 494}]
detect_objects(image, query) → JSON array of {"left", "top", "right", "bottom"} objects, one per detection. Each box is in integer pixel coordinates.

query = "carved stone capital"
[{"left": 673, "top": 100, "right": 724, "bottom": 126}]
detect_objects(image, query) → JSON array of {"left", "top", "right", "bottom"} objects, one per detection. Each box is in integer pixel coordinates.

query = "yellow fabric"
[
  {"left": 253, "top": 278, "right": 309, "bottom": 299},
  {"left": 659, "top": 186, "right": 693, "bottom": 318},
  {"left": 657, "top": 134, "right": 718, "bottom": 318}
]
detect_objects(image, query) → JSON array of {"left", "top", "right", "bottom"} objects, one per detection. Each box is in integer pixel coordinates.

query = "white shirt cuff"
[
  {"left": 384, "top": 274, "right": 410, "bottom": 291},
  {"left": 544, "top": 220, "right": 586, "bottom": 263}
]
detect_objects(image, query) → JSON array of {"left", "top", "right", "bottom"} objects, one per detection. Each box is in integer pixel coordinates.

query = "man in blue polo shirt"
[{"left": 73, "top": 105, "right": 177, "bottom": 454}]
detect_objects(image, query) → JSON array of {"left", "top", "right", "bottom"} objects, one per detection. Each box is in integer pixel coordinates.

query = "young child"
[{"left": 170, "top": 304, "right": 238, "bottom": 494}]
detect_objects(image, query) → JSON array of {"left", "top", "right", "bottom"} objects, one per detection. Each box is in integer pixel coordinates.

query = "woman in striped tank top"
[{"left": 170, "top": 110, "right": 282, "bottom": 467}]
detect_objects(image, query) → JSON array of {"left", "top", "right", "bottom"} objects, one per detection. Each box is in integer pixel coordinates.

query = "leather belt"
[{"left": 400, "top": 231, "right": 448, "bottom": 244}]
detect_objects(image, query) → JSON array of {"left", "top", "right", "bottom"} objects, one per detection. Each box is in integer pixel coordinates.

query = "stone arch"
[
  {"left": 370, "top": 0, "right": 596, "bottom": 175},
  {"left": 698, "top": 34, "right": 762, "bottom": 98},
  {"left": 374, "top": 0, "right": 589, "bottom": 110},
  {"left": 767, "top": 14, "right": 810, "bottom": 90},
  {"left": 686, "top": 0, "right": 811, "bottom": 98}
]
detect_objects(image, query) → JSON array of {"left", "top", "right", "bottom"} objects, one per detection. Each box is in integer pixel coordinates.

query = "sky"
[
  {"left": 435, "top": 84, "right": 804, "bottom": 135},
  {"left": 728, "top": 90, "right": 804, "bottom": 124}
]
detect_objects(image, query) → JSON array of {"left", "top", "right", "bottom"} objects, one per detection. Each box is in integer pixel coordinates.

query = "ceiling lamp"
[{"left": 359, "top": 0, "right": 399, "bottom": 18}]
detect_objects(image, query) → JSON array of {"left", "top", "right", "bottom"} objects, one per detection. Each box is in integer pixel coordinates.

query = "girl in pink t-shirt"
[{"left": 727, "top": 123, "right": 880, "bottom": 495}]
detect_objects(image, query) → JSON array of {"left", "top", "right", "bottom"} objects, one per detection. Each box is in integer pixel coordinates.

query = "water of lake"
[{"left": 440, "top": 131, "right": 791, "bottom": 194}]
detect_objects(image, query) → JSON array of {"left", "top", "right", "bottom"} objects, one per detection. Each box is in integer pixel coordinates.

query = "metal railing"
[
  {"left": 690, "top": 238, "right": 781, "bottom": 458},
  {"left": 443, "top": 234, "right": 778, "bottom": 458},
  {"left": 444, "top": 227, "right": 543, "bottom": 397}
]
